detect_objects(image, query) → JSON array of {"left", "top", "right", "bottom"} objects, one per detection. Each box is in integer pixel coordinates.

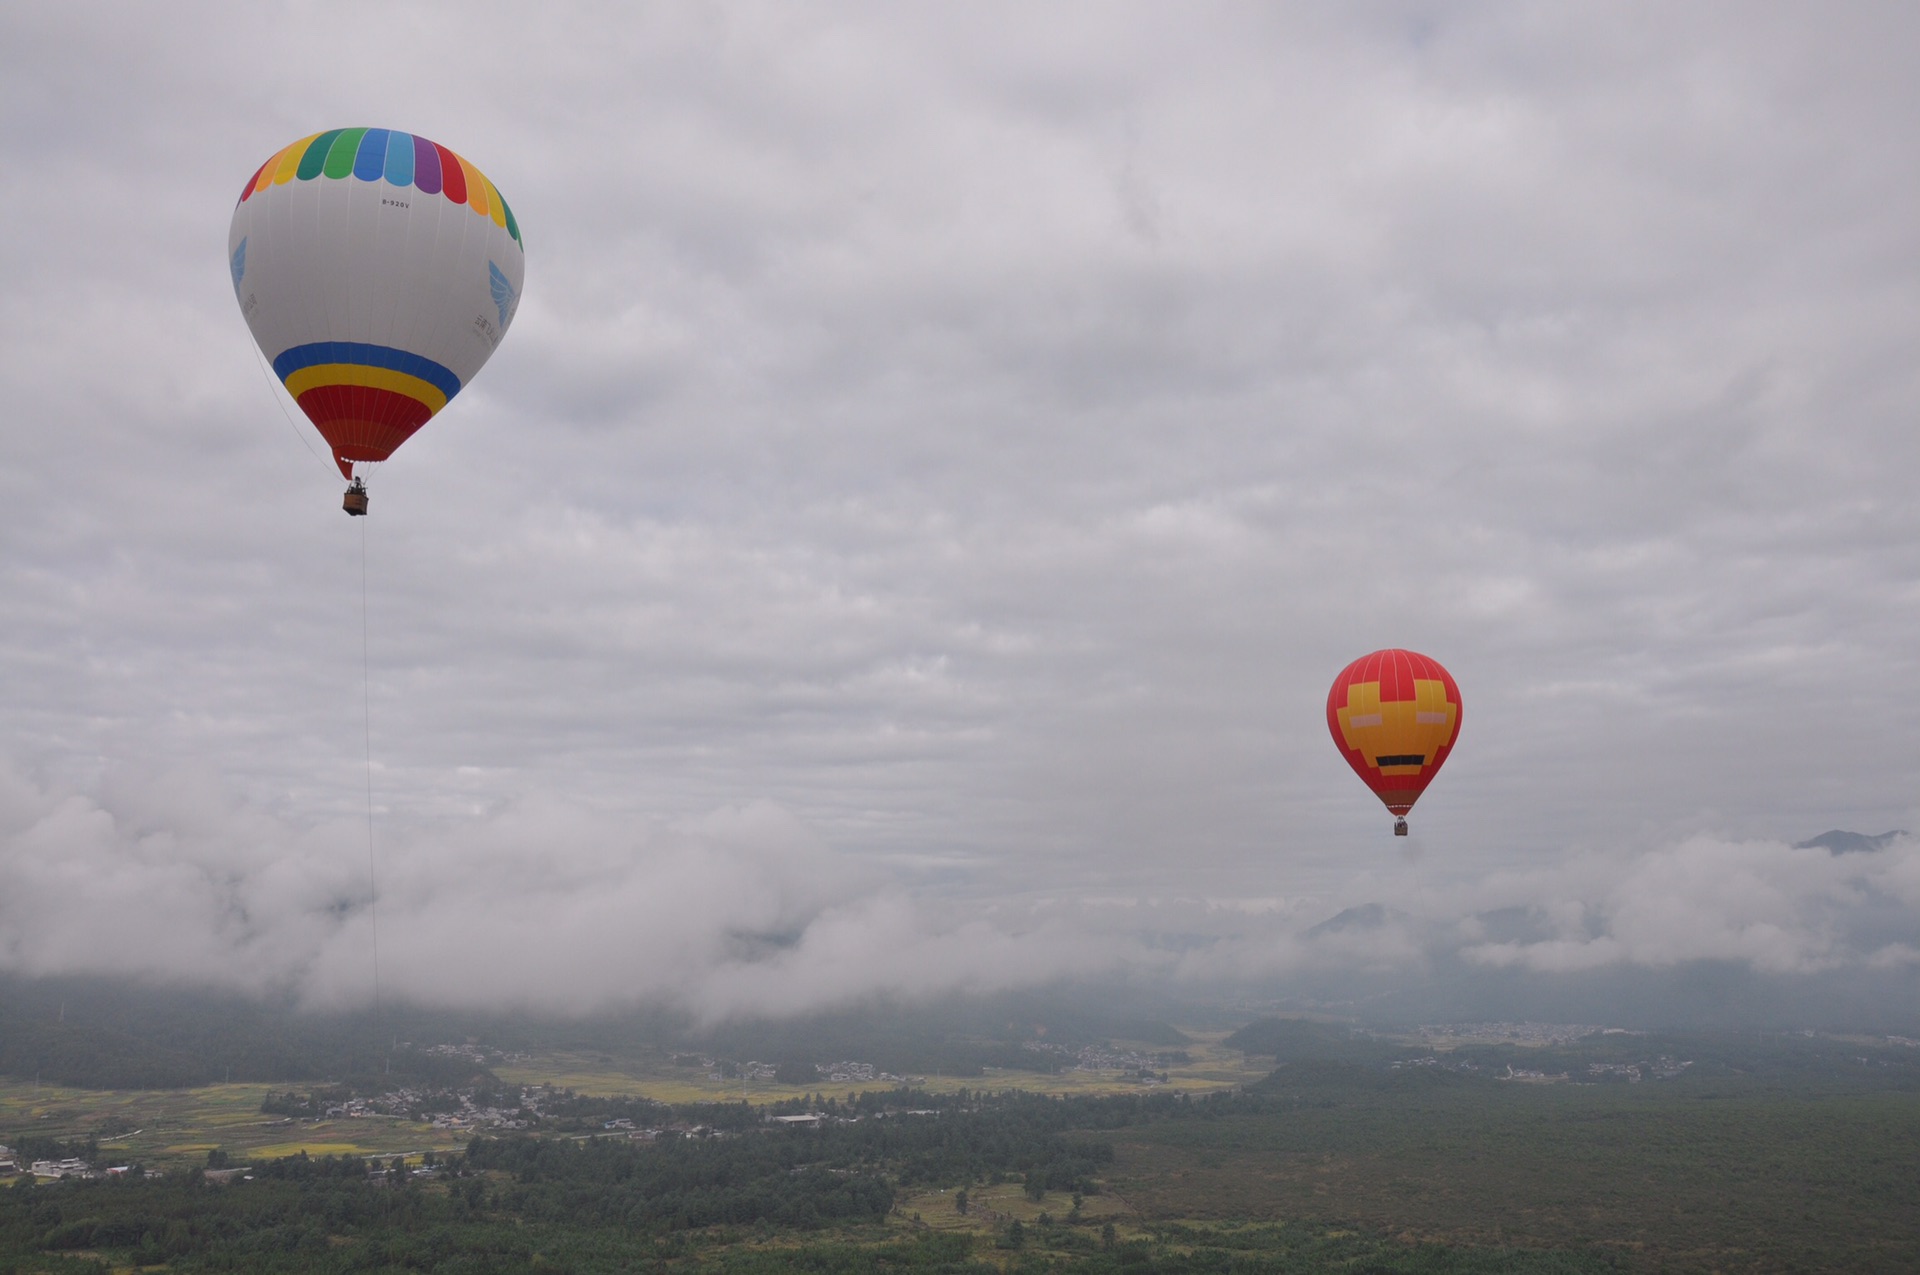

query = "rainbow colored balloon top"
[{"left": 237, "top": 128, "right": 521, "bottom": 250}]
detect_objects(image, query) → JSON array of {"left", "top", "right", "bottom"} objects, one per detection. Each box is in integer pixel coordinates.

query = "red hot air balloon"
[{"left": 1326, "top": 649, "right": 1462, "bottom": 835}]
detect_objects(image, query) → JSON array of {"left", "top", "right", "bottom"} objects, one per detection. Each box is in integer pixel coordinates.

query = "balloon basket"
[
  {"left": 1393, "top": 818, "right": 1408, "bottom": 836},
  {"left": 343, "top": 481, "right": 369, "bottom": 517}
]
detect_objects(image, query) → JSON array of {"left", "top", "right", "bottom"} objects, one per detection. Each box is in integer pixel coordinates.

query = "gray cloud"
[{"left": 3, "top": 3, "right": 1919, "bottom": 1017}]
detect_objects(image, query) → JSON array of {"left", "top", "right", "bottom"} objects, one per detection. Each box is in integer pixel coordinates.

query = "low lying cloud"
[
  {"left": 1444, "top": 835, "right": 1920, "bottom": 976},
  {"left": 0, "top": 763, "right": 1126, "bottom": 1019},
  {"left": 3, "top": 763, "right": 1916, "bottom": 1022}
]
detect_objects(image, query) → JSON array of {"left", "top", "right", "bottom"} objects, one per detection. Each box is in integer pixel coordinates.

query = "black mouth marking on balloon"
[{"left": 1374, "top": 754, "right": 1426, "bottom": 766}]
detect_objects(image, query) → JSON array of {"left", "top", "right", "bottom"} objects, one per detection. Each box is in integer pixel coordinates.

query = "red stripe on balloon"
[
  {"left": 239, "top": 158, "right": 270, "bottom": 203},
  {"left": 294, "top": 385, "right": 435, "bottom": 464},
  {"left": 434, "top": 142, "right": 467, "bottom": 205}
]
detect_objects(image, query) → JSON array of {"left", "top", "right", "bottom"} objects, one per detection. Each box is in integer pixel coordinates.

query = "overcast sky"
[{"left": 3, "top": 3, "right": 1917, "bottom": 1017}]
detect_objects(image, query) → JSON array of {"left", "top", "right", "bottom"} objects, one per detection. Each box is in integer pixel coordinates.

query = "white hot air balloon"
[{"left": 229, "top": 128, "right": 524, "bottom": 514}]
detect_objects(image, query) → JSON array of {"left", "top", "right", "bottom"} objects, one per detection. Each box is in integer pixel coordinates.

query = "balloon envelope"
[
  {"left": 1326, "top": 649, "right": 1462, "bottom": 819},
  {"left": 228, "top": 128, "right": 524, "bottom": 480}
]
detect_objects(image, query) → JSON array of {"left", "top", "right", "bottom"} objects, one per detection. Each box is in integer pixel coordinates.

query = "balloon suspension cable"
[
  {"left": 251, "top": 346, "right": 337, "bottom": 481},
  {"left": 360, "top": 517, "right": 384, "bottom": 1063}
]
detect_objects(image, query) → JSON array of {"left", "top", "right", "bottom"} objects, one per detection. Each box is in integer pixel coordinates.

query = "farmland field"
[
  {"left": 0, "top": 1032, "right": 1266, "bottom": 1172},
  {"left": 491, "top": 1031, "right": 1265, "bottom": 1105},
  {"left": 0, "top": 1078, "right": 467, "bottom": 1166}
]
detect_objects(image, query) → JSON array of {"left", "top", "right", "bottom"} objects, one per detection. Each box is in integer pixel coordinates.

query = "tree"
[{"left": 954, "top": 1187, "right": 969, "bottom": 1215}]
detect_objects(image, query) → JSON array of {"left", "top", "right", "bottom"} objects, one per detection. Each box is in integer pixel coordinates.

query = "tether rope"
[
  {"left": 252, "top": 346, "right": 337, "bottom": 480},
  {"left": 361, "top": 517, "right": 385, "bottom": 1063}
]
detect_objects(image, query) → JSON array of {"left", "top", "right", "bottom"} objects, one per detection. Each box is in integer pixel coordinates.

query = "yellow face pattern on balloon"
[{"left": 1332, "top": 677, "right": 1459, "bottom": 776}]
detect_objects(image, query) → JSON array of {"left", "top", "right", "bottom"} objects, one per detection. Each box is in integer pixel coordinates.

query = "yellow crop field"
[
  {"left": 249, "top": 1140, "right": 383, "bottom": 1159},
  {"left": 495, "top": 1033, "right": 1264, "bottom": 1105}
]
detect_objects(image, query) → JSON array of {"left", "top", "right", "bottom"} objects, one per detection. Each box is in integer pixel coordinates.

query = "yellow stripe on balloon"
[
  {"left": 271, "top": 134, "right": 321, "bottom": 187},
  {"left": 252, "top": 142, "right": 293, "bottom": 196},
  {"left": 1334, "top": 682, "right": 1381, "bottom": 751},
  {"left": 460, "top": 156, "right": 489, "bottom": 216},
  {"left": 486, "top": 178, "right": 508, "bottom": 229},
  {"left": 281, "top": 364, "right": 449, "bottom": 414},
  {"left": 1411, "top": 679, "right": 1459, "bottom": 745}
]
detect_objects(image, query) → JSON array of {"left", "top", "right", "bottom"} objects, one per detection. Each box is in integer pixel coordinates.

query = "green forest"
[
  {"left": 8, "top": 1045, "right": 1920, "bottom": 1273},
  {"left": 1, "top": 1087, "right": 1612, "bottom": 1273}
]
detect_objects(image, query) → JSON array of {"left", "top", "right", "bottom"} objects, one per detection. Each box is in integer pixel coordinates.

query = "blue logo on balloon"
[
  {"left": 230, "top": 238, "right": 247, "bottom": 296},
  {"left": 489, "top": 261, "right": 518, "bottom": 329}
]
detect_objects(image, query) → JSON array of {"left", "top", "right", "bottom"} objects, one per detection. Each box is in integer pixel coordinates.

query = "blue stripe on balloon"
[
  {"left": 353, "top": 129, "right": 391, "bottom": 182},
  {"left": 272, "top": 342, "right": 463, "bottom": 401},
  {"left": 384, "top": 131, "right": 415, "bottom": 187}
]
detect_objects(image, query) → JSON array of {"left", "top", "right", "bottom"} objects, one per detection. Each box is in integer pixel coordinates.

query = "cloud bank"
[{"left": 4, "top": 765, "right": 1914, "bottom": 1023}]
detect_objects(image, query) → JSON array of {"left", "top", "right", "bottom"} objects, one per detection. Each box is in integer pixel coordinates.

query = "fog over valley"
[{"left": 2, "top": 764, "right": 1915, "bottom": 1028}]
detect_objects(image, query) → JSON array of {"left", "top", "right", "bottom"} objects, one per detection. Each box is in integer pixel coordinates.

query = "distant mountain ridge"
[
  {"left": 1794, "top": 830, "right": 1907, "bottom": 855},
  {"left": 1305, "top": 903, "right": 1407, "bottom": 938}
]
